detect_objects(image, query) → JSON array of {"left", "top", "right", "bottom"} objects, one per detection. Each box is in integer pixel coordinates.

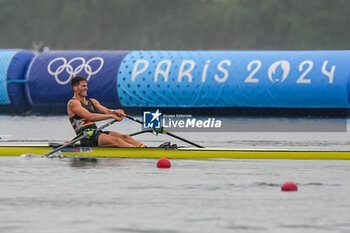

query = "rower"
[{"left": 67, "top": 76, "right": 146, "bottom": 148}]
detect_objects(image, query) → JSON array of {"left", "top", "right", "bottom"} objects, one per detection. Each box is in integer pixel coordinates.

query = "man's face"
[{"left": 74, "top": 81, "right": 88, "bottom": 97}]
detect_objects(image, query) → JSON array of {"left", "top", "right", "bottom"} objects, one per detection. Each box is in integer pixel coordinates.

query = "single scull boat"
[{"left": 0, "top": 144, "right": 349, "bottom": 160}]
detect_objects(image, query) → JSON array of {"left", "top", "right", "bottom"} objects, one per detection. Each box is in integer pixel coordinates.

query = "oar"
[
  {"left": 44, "top": 119, "right": 118, "bottom": 157},
  {"left": 129, "top": 129, "right": 154, "bottom": 137},
  {"left": 123, "top": 114, "right": 204, "bottom": 148}
]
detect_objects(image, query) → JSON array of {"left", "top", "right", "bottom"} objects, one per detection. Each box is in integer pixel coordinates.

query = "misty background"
[{"left": 0, "top": 0, "right": 349, "bottom": 51}]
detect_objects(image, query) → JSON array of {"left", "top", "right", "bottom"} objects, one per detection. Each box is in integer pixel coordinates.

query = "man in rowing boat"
[{"left": 67, "top": 76, "right": 146, "bottom": 148}]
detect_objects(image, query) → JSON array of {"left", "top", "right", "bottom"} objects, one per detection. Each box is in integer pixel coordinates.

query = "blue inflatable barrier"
[
  {"left": 2, "top": 49, "right": 349, "bottom": 115},
  {"left": 117, "top": 50, "right": 350, "bottom": 109},
  {"left": 0, "top": 49, "right": 34, "bottom": 113},
  {"left": 26, "top": 51, "right": 129, "bottom": 113},
  {"left": 0, "top": 50, "right": 17, "bottom": 105}
]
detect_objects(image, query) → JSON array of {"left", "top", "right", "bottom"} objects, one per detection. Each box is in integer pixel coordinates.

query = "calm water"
[{"left": 1, "top": 116, "right": 350, "bottom": 233}]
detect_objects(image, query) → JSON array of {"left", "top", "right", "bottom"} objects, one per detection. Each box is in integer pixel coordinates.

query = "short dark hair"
[{"left": 71, "top": 76, "right": 87, "bottom": 88}]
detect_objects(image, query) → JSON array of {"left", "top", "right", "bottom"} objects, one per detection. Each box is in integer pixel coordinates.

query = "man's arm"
[
  {"left": 90, "top": 99, "right": 125, "bottom": 117},
  {"left": 68, "top": 100, "right": 120, "bottom": 122}
]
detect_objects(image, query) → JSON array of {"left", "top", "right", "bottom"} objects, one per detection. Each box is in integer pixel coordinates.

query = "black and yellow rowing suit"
[{"left": 69, "top": 98, "right": 110, "bottom": 146}]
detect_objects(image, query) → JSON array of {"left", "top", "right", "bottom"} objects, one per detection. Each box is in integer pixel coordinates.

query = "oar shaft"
[
  {"left": 98, "top": 119, "right": 118, "bottom": 131},
  {"left": 45, "top": 132, "right": 90, "bottom": 157},
  {"left": 124, "top": 114, "right": 204, "bottom": 148},
  {"left": 123, "top": 115, "right": 143, "bottom": 124},
  {"left": 44, "top": 119, "right": 118, "bottom": 157},
  {"left": 129, "top": 129, "right": 154, "bottom": 137},
  {"left": 165, "top": 131, "right": 204, "bottom": 148}
]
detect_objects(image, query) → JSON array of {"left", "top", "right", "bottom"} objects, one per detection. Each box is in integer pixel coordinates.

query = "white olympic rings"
[{"left": 47, "top": 57, "right": 104, "bottom": 85}]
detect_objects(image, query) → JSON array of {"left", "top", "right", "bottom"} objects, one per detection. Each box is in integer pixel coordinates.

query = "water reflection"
[
  {"left": 69, "top": 157, "right": 129, "bottom": 168},
  {"left": 70, "top": 157, "right": 99, "bottom": 168}
]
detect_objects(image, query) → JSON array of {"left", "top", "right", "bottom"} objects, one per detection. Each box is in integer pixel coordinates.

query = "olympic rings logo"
[{"left": 47, "top": 57, "right": 104, "bottom": 85}]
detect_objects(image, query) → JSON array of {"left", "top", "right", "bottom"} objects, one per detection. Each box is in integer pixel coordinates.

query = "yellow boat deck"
[{"left": 1, "top": 144, "right": 350, "bottom": 160}]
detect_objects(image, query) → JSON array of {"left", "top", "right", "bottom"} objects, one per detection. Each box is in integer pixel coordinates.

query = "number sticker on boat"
[{"left": 60, "top": 147, "right": 92, "bottom": 153}]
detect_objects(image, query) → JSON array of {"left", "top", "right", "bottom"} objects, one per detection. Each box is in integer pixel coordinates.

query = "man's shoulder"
[
  {"left": 89, "top": 98, "right": 99, "bottom": 105},
  {"left": 67, "top": 99, "right": 80, "bottom": 107},
  {"left": 68, "top": 98, "right": 79, "bottom": 103}
]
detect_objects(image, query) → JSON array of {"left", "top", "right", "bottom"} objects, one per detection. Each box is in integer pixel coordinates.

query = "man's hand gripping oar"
[{"left": 123, "top": 114, "right": 204, "bottom": 148}]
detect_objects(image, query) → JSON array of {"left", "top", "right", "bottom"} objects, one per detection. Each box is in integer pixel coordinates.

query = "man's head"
[
  {"left": 71, "top": 76, "right": 88, "bottom": 97},
  {"left": 71, "top": 76, "right": 87, "bottom": 88}
]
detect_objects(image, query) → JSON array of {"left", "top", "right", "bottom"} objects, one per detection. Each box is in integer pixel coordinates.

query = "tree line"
[{"left": 0, "top": 0, "right": 349, "bottom": 51}]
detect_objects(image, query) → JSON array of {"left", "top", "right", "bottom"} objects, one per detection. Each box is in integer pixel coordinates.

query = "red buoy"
[
  {"left": 157, "top": 158, "right": 171, "bottom": 168},
  {"left": 281, "top": 181, "right": 298, "bottom": 191}
]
